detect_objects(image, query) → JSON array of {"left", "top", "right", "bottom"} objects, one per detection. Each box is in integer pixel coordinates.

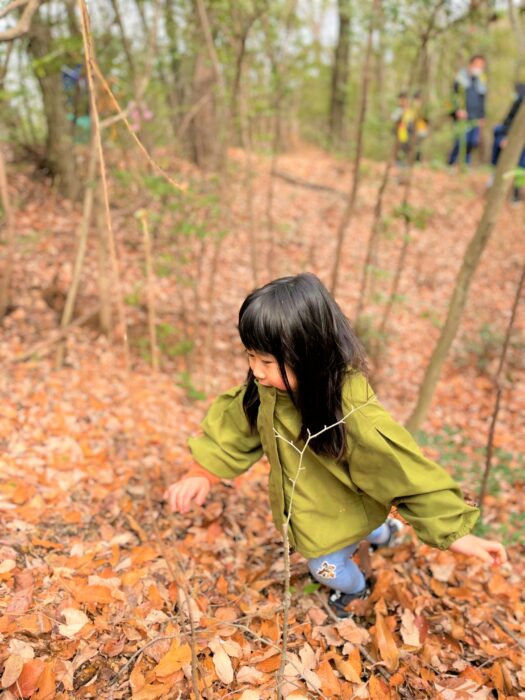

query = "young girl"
[{"left": 165, "top": 273, "right": 506, "bottom": 617}]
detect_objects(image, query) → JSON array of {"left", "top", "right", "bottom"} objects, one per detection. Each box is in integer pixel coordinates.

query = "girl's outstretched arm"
[{"left": 449, "top": 534, "right": 507, "bottom": 566}]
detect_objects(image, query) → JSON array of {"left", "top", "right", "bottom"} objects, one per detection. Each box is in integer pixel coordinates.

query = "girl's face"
[{"left": 246, "top": 350, "right": 297, "bottom": 392}]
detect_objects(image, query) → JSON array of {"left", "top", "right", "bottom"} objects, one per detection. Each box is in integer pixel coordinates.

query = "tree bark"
[
  {"left": 28, "top": 7, "right": 78, "bottom": 199},
  {"left": 329, "top": 0, "right": 352, "bottom": 147},
  {"left": 330, "top": 0, "right": 380, "bottom": 295},
  {"left": 405, "top": 100, "right": 525, "bottom": 433},
  {"left": 0, "top": 147, "right": 15, "bottom": 319},
  {"left": 55, "top": 137, "right": 98, "bottom": 367}
]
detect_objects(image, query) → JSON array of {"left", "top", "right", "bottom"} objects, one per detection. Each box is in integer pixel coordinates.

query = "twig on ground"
[{"left": 494, "top": 615, "right": 525, "bottom": 651}]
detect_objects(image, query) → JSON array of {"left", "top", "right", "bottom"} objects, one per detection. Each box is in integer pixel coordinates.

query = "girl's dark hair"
[{"left": 239, "top": 273, "right": 368, "bottom": 461}]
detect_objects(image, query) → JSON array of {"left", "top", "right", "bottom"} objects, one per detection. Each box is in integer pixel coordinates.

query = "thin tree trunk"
[
  {"left": 354, "top": 140, "right": 397, "bottom": 321},
  {"left": 138, "top": 211, "right": 159, "bottom": 371},
  {"left": 109, "top": 0, "right": 137, "bottom": 83},
  {"left": 330, "top": 0, "right": 380, "bottom": 295},
  {"left": 405, "top": 100, "right": 525, "bottom": 433},
  {"left": 96, "top": 189, "right": 112, "bottom": 334},
  {"left": 0, "top": 147, "right": 15, "bottom": 319},
  {"left": 378, "top": 149, "right": 416, "bottom": 337},
  {"left": 478, "top": 261, "right": 525, "bottom": 519},
  {"left": 55, "top": 137, "right": 99, "bottom": 368},
  {"left": 329, "top": 0, "right": 352, "bottom": 146}
]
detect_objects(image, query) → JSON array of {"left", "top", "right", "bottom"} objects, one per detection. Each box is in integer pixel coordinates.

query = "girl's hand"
[
  {"left": 164, "top": 477, "right": 211, "bottom": 514},
  {"left": 449, "top": 534, "right": 507, "bottom": 566}
]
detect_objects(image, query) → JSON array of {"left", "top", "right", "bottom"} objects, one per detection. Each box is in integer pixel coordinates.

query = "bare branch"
[{"left": 0, "top": 0, "right": 40, "bottom": 42}]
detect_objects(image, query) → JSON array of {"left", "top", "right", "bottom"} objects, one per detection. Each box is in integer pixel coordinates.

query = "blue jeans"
[
  {"left": 448, "top": 124, "right": 480, "bottom": 165},
  {"left": 307, "top": 523, "right": 390, "bottom": 595}
]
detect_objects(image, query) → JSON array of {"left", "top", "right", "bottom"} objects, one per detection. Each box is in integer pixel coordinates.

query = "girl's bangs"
[{"left": 238, "top": 300, "right": 285, "bottom": 357}]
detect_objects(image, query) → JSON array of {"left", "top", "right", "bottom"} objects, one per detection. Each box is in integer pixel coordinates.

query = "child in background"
[
  {"left": 165, "top": 274, "right": 506, "bottom": 618},
  {"left": 391, "top": 91, "right": 415, "bottom": 166}
]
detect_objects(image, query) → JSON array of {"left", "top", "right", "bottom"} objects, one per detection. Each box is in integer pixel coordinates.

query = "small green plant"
[
  {"left": 416, "top": 426, "right": 525, "bottom": 545},
  {"left": 124, "top": 284, "right": 143, "bottom": 307},
  {"left": 178, "top": 371, "right": 206, "bottom": 401},
  {"left": 454, "top": 323, "right": 525, "bottom": 374}
]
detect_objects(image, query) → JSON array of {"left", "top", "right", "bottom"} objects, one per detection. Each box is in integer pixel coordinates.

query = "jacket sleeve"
[
  {"left": 348, "top": 406, "right": 479, "bottom": 550},
  {"left": 188, "top": 384, "right": 263, "bottom": 479}
]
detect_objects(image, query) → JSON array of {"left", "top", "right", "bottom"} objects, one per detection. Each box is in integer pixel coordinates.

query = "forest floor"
[{"left": 1, "top": 145, "right": 524, "bottom": 699}]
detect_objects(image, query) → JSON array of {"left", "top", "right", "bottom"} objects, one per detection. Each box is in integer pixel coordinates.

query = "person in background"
[
  {"left": 391, "top": 91, "right": 414, "bottom": 166},
  {"left": 412, "top": 90, "right": 429, "bottom": 162},
  {"left": 490, "top": 82, "right": 525, "bottom": 203},
  {"left": 448, "top": 55, "right": 487, "bottom": 166}
]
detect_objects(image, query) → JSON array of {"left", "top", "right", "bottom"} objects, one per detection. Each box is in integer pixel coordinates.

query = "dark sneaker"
[
  {"left": 370, "top": 518, "right": 404, "bottom": 551},
  {"left": 328, "top": 584, "right": 370, "bottom": 618}
]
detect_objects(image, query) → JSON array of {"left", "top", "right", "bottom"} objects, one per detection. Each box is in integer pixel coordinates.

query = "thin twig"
[
  {"left": 493, "top": 615, "right": 525, "bottom": 651},
  {"left": 274, "top": 398, "right": 374, "bottom": 698}
]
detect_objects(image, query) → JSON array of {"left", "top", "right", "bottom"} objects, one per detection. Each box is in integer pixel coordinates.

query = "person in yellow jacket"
[{"left": 164, "top": 273, "right": 506, "bottom": 617}]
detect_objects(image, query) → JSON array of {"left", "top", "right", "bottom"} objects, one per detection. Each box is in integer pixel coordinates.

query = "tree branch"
[{"left": 0, "top": 0, "right": 40, "bottom": 42}]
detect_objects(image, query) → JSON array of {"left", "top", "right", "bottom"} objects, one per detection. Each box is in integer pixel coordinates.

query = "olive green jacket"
[{"left": 188, "top": 373, "right": 479, "bottom": 558}]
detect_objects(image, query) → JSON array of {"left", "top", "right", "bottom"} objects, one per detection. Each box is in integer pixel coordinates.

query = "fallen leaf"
[
  {"left": 17, "top": 658, "right": 45, "bottom": 697},
  {"left": 400, "top": 608, "right": 421, "bottom": 647},
  {"left": 208, "top": 637, "right": 234, "bottom": 685},
  {"left": 373, "top": 612, "right": 399, "bottom": 673},
  {"left": 1, "top": 654, "right": 24, "bottom": 688},
  {"left": 236, "top": 666, "right": 266, "bottom": 685},
  {"left": 58, "top": 608, "right": 89, "bottom": 638},
  {"left": 317, "top": 658, "right": 341, "bottom": 696},
  {"left": 154, "top": 641, "right": 192, "bottom": 678}
]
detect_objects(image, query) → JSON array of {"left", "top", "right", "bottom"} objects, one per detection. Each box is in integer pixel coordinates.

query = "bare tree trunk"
[
  {"left": 478, "top": 260, "right": 525, "bottom": 520},
  {"left": 96, "top": 189, "right": 112, "bottom": 334},
  {"left": 329, "top": 0, "right": 352, "bottom": 147},
  {"left": 378, "top": 149, "right": 416, "bottom": 337},
  {"left": 405, "top": 100, "right": 525, "bottom": 433},
  {"left": 138, "top": 211, "right": 159, "bottom": 371},
  {"left": 28, "top": 8, "right": 78, "bottom": 199},
  {"left": 330, "top": 0, "right": 380, "bottom": 295},
  {"left": 0, "top": 147, "right": 15, "bottom": 319},
  {"left": 354, "top": 140, "right": 397, "bottom": 321},
  {"left": 109, "top": 0, "right": 137, "bottom": 83},
  {"left": 55, "top": 137, "right": 99, "bottom": 368},
  {"left": 508, "top": 0, "right": 525, "bottom": 80}
]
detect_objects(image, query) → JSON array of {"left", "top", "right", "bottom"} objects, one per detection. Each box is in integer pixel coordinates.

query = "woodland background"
[{"left": 0, "top": 1, "right": 524, "bottom": 698}]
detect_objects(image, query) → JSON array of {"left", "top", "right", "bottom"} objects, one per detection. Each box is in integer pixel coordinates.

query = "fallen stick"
[
  {"left": 273, "top": 170, "right": 347, "bottom": 199},
  {"left": 494, "top": 615, "right": 525, "bottom": 651}
]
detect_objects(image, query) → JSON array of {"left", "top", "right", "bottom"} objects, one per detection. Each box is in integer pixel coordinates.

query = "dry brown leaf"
[
  {"left": 32, "top": 660, "right": 56, "bottom": 700},
  {"left": 208, "top": 637, "right": 234, "bottom": 685},
  {"left": 1, "top": 654, "right": 24, "bottom": 688},
  {"left": 369, "top": 673, "right": 391, "bottom": 699},
  {"left": 132, "top": 681, "right": 174, "bottom": 700},
  {"left": 400, "top": 608, "right": 421, "bottom": 647},
  {"left": 336, "top": 618, "right": 370, "bottom": 645},
  {"left": 373, "top": 612, "right": 399, "bottom": 673},
  {"left": 236, "top": 666, "right": 266, "bottom": 685},
  {"left": 317, "top": 658, "right": 341, "bottom": 696},
  {"left": 17, "top": 658, "right": 45, "bottom": 697},
  {"left": 154, "top": 641, "right": 192, "bottom": 678},
  {"left": 58, "top": 608, "right": 89, "bottom": 638},
  {"left": 334, "top": 647, "right": 362, "bottom": 683}
]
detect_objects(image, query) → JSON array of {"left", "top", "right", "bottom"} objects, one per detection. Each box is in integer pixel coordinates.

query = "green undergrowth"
[{"left": 416, "top": 425, "right": 525, "bottom": 545}]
